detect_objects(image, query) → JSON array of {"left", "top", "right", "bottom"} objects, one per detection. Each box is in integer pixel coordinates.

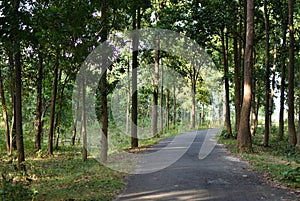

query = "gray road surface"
[{"left": 115, "top": 129, "right": 300, "bottom": 201}]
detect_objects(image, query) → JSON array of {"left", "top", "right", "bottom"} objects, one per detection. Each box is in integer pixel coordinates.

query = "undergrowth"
[{"left": 218, "top": 126, "right": 300, "bottom": 188}]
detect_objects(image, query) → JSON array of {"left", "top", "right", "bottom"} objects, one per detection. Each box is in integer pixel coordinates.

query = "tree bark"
[
  {"left": 99, "top": 0, "right": 109, "bottom": 162},
  {"left": 82, "top": 78, "right": 87, "bottom": 161},
  {"left": 15, "top": 48, "right": 26, "bottom": 171},
  {"left": 131, "top": 8, "right": 139, "bottom": 148},
  {"left": 221, "top": 29, "right": 232, "bottom": 138},
  {"left": 152, "top": 39, "right": 159, "bottom": 136},
  {"left": 237, "top": 0, "right": 254, "bottom": 153},
  {"left": 287, "top": 0, "right": 297, "bottom": 146},
  {"left": 278, "top": 14, "right": 288, "bottom": 141},
  {"left": 48, "top": 60, "right": 59, "bottom": 155},
  {"left": 160, "top": 59, "right": 164, "bottom": 133},
  {"left": 263, "top": 0, "right": 270, "bottom": 147},
  {"left": 35, "top": 50, "right": 43, "bottom": 151},
  {"left": 233, "top": 19, "right": 241, "bottom": 139},
  {"left": 0, "top": 67, "right": 11, "bottom": 155},
  {"left": 71, "top": 88, "right": 80, "bottom": 146},
  {"left": 166, "top": 89, "right": 170, "bottom": 129}
]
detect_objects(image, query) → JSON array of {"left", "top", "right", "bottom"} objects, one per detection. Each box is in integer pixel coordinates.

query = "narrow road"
[{"left": 115, "top": 129, "right": 299, "bottom": 201}]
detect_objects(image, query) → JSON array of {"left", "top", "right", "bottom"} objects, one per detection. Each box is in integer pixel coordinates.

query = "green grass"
[
  {"left": 218, "top": 127, "right": 300, "bottom": 188},
  {"left": 0, "top": 125, "right": 189, "bottom": 200},
  {"left": 1, "top": 146, "right": 126, "bottom": 201}
]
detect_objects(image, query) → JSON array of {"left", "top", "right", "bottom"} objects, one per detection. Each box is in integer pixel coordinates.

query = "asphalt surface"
[{"left": 115, "top": 129, "right": 300, "bottom": 201}]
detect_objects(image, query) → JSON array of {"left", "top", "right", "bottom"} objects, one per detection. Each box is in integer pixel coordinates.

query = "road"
[{"left": 115, "top": 129, "right": 299, "bottom": 201}]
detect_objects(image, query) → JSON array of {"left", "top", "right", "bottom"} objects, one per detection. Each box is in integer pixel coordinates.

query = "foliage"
[{"left": 218, "top": 126, "right": 300, "bottom": 188}]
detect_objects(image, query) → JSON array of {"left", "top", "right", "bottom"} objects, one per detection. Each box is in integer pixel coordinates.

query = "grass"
[
  {"left": 218, "top": 126, "right": 300, "bottom": 189},
  {"left": 0, "top": 125, "right": 191, "bottom": 201},
  {"left": 1, "top": 146, "right": 126, "bottom": 201}
]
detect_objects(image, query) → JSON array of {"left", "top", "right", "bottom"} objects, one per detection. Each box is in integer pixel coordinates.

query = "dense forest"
[{"left": 1, "top": 0, "right": 300, "bottom": 200}]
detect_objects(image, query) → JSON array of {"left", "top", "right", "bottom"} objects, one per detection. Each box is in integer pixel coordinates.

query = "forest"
[{"left": 0, "top": 0, "right": 300, "bottom": 200}]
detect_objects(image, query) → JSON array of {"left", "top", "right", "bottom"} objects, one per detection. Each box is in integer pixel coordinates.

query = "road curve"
[{"left": 115, "top": 129, "right": 299, "bottom": 201}]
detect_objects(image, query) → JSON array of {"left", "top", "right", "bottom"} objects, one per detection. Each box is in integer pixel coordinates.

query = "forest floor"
[{"left": 115, "top": 129, "right": 300, "bottom": 201}]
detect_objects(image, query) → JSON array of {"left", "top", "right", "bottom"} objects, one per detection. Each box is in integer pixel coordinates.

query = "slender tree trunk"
[
  {"left": 287, "top": 0, "right": 297, "bottom": 146},
  {"left": 131, "top": 8, "right": 139, "bottom": 148},
  {"left": 35, "top": 50, "right": 43, "bottom": 151},
  {"left": 9, "top": 55, "right": 16, "bottom": 151},
  {"left": 71, "top": 89, "right": 79, "bottom": 146},
  {"left": 152, "top": 39, "right": 159, "bottom": 136},
  {"left": 173, "top": 84, "right": 176, "bottom": 127},
  {"left": 278, "top": 15, "right": 288, "bottom": 141},
  {"left": 237, "top": 0, "right": 254, "bottom": 153},
  {"left": 222, "top": 29, "right": 232, "bottom": 137},
  {"left": 233, "top": 20, "right": 241, "bottom": 138},
  {"left": 48, "top": 60, "right": 59, "bottom": 155},
  {"left": 100, "top": 0, "right": 108, "bottom": 162},
  {"left": 55, "top": 70, "right": 63, "bottom": 150},
  {"left": 166, "top": 89, "right": 170, "bottom": 129},
  {"left": 126, "top": 57, "right": 131, "bottom": 134},
  {"left": 160, "top": 58, "right": 164, "bottom": 133},
  {"left": 15, "top": 48, "right": 25, "bottom": 171},
  {"left": 0, "top": 68, "right": 11, "bottom": 155},
  {"left": 82, "top": 78, "right": 87, "bottom": 161},
  {"left": 264, "top": 0, "right": 270, "bottom": 147}
]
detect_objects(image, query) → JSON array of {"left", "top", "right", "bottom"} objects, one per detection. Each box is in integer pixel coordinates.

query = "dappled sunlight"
[{"left": 118, "top": 189, "right": 220, "bottom": 201}]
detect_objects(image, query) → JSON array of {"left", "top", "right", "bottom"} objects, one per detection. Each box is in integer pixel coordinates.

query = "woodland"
[{"left": 0, "top": 0, "right": 300, "bottom": 200}]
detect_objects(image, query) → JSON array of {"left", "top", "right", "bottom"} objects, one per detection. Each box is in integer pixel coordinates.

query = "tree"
[
  {"left": 0, "top": 67, "right": 11, "bottom": 155},
  {"left": 152, "top": 39, "right": 159, "bottom": 136},
  {"left": 131, "top": 7, "right": 140, "bottom": 148},
  {"left": 263, "top": 0, "right": 270, "bottom": 147},
  {"left": 237, "top": 0, "right": 254, "bottom": 153},
  {"left": 48, "top": 59, "right": 59, "bottom": 155},
  {"left": 35, "top": 49, "right": 43, "bottom": 151},
  {"left": 287, "top": 0, "right": 297, "bottom": 146}
]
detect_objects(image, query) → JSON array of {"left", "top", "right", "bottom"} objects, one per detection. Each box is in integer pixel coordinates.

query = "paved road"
[{"left": 115, "top": 129, "right": 299, "bottom": 201}]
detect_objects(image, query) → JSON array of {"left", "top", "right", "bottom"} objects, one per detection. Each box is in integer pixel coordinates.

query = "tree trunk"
[
  {"left": 152, "top": 39, "right": 159, "bottom": 136},
  {"left": 15, "top": 48, "right": 26, "bottom": 171},
  {"left": 287, "top": 0, "right": 297, "bottom": 146},
  {"left": 160, "top": 57, "right": 164, "bottom": 133},
  {"left": 131, "top": 8, "right": 139, "bottom": 148},
  {"left": 55, "top": 70, "right": 63, "bottom": 150},
  {"left": 233, "top": 20, "right": 241, "bottom": 138},
  {"left": 222, "top": 29, "right": 232, "bottom": 138},
  {"left": 173, "top": 84, "right": 176, "bottom": 127},
  {"left": 9, "top": 55, "right": 17, "bottom": 151},
  {"left": 126, "top": 57, "right": 130, "bottom": 134},
  {"left": 237, "top": 0, "right": 254, "bottom": 153},
  {"left": 100, "top": 0, "right": 109, "bottom": 162},
  {"left": 35, "top": 50, "right": 43, "bottom": 151},
  {"left": 166, "top": 89, "right": 170, "bottom": 129},
  {"left": 278, "top": 15, "right": 288, "bottom": 141},
  {"left": 72, "top": 88, "right": 80, "bottom": 146},
  {"left": 82, "top": 78, "right": 87, "bottom": 161},
  {"left": 48, "top": 60, "right": 59, "bottom": 155},
  {"left": 0, "top": 67, "right": 11, "bottom": 155},
  {"left": 263, "top": 0, "right": 270, "bottom": 147}
]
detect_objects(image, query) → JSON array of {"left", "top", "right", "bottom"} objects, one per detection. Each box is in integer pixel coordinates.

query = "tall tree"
[
  {"left": 131, "top": 7, "right": 140, "bottom": 148},
  {"left": 99, "top": 0, "right": 109, "bottom": 162},
  {"left": 237, "top": 0, "right": 254, "bottom": 153},
  {"left": 35, "top": 49, "right": 43, "bottom": 151},
  {"left": 0, "top": 67, "right": 11, "bottom": 155},
  {"left": 287, "top": 0, "right": 297, "bottom": 146},
  {"left": 221, "top": 27, "right": 232, "bottom": 138},
  {"left": 48, "top": 59, "right": 59, "bottom": 155},
  {"left": 152, "top": 39, "right": 159, "bottom": 136},
  {"left": 263, "top": 0, "right": 270, "bottom": 147}
]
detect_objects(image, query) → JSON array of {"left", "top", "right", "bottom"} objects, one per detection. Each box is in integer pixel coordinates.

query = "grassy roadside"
[
  {"left": 218, "top": 127, "right": 300, "bottom": 189},
  {"left": 1, "top": 126, "right": 197, "bottom": 201}
]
